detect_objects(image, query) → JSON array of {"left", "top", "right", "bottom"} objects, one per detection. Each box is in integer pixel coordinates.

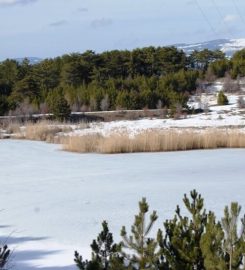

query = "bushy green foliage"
[
  {"left": 0, "top": 96, "right": 9, "bottom": 115},
  {"left": 221, "top": 203, "right": 245, "bottom": 270},
  {"left": 120, "top": 198, "right": 162, "bottom": 269},
  {"left": 189, "top": 49, "right": 225, "bottom": 71},
  {"left": 200, "top": 212, "right": 227, "bottom": 270},
  {"left": 231, "top": 49, "right": 245, "bottom": 78},
  {"left": 217, "top": 91, "right": 229, "bottom": 105},
  {"left": 208, "top": 59, "right": 230, "bottom": 78},
  {"left": 75, "top": 221, "right": 123, "bottom": 270},
  {"left": 160, "top": 190, "right": 207, "bottom": 270},
  {"left": 75, "top": 191, "right": 245, "bottom": 270},
  {"left": 47, "top": 88, "right": 71, "bottom": 120}
]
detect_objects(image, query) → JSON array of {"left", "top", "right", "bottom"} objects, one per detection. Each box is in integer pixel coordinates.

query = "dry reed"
[
  {"left": 61, "top": 129, "right": 245, "bottom": 154},
  {"left": 23, "top": 120, "right": 74, "bottom": 142},
  {"left": 4, "top": 120, "right": 71, "bottom": 142}
]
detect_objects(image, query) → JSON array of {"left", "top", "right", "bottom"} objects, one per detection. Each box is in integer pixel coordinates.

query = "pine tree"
[
  {"left": 47, "top": 88, "right": 71, "bottom": 121},
  {"left": 120, "top": 197, "right": 161, "bottom": 270},
  {"left": 74, "top": 251, "right": 87, "bottom": 270},
  {"left": 217, "top": 91, "right": 228, "bottom": 105},
  {"left": 0, "top": 244, "right": 10, "bottom": 269},
  {"left": 161, "top": 190, "right": 207, "bottom": 270},
  {"left": 75, "top": 221, "right": 122, "bottom": 270},
  {"left": 200, "top": 212, "right": 226, "bottom": 270},
  {"left": 90, "top": 221, "right": 120, "bottom": 270},
  {"left": 221, "top": 202, "right": 245, "bottom": 270}
]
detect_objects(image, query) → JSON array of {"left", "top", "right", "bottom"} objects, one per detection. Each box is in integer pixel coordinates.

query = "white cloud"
[
  {"left": 0, "top": 0, "right": 37, "bottom": 6},
  {"left": 223, "top": 14, "right": 238, "bottom": 23}
]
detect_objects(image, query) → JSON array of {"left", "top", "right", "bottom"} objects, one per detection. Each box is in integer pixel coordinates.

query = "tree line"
[
  {"left": 0, "top": 47, "right": 245, "bottom": 118},
  {"left": 74, "top": 190, "right": 245, "bottom": 270}
]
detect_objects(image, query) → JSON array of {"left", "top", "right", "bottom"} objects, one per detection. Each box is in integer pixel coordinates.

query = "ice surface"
[{"left": 0, "top": 140, "right": 245, "bottom": 269}]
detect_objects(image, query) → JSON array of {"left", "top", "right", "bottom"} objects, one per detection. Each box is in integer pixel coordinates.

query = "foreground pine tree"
[
  {"left": 161, "top": 190, "right": 207, "bottom": 270},
  {"left": 221, "top": 202, "right": 245, "bottom": 270},
  {"left": 201, "top": 203, "right": 245, "bottom": 270},
  {"left": 75, "top": 221, "right": 122, "bottom": 270},
  {"left": 200, "top": 212, "right": 227, "bottom": 270},
  {"left": 120, "top": 197, "right": 162, "bottom": 270},
  {"left": 90, "top": 221, "right": 120, "bottom": 270},
  {"left": 0, "top": 244, "right": 10, "bottom": 269}
]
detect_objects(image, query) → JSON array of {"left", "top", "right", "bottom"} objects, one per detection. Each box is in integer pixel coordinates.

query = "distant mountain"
[
  {"left": 10, "top": 39, "right": 245, "bottom": 64},
  {"left": 175, "top": 38, "right": 245, "bottom": 57},
  {"left": 14, "top": 57, "right": 42, "bottom": 65}
]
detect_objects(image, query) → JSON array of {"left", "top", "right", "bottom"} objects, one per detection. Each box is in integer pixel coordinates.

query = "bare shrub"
[
  {"left": 237, "top": 96, "right": 245, "bottom": 109},
  {"left": 12, "top": 99, "right": 37, "bottom": 116},
  {"left": 162, "top": 106, "right": 168, "bottom": 118},
  {"left": 203, "top": 100, "right": 209, "bottom": 114},
  {"left": 173, "top": 103, "right": 183, "bottom": 120},
  {"left": 205, "top": 66, "right": 216, "bottom": 82},
  {"left": 223, "top": 73, "right": 241, "bottom": 93},
  {"left": 90, "top": 98, "right": 97, "bottom": 111},
  {"left": 80, "top": 104, "right": 89, "bottom": 112},
  {"left": 156, "top": 100, "right": 163, "bottom": 109},
  {"left": 39, "top": 103, "right": 49, "bottom": 114},
  {"left": 100, "top": 95, "right": 110, "bottom": 111}
]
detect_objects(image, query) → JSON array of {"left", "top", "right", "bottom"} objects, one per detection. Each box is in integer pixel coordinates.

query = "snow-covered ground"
[
  {"left": 221, "top": 38, "right": 245, "bottom": 56},
  {"left": 0, "top": 140, "right": 245, "bottom": 269},
  {"left": 176, "top": 38, "right": 245, "bottom": 57},
  {"left": 65, "top": 94, "right": 245, "bottom": 137},
  {"left": 1, "top": 88, "right": 245, "bottom": 139}
]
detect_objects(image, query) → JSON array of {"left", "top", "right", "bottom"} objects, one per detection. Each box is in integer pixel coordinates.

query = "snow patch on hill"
[{"left": 176, "top": 38, "right": 245, "bottom": 56}]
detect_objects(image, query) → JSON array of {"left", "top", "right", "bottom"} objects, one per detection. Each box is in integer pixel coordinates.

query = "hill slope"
[{"left": 175, "top": 38, "right": 245, "bottom": 56}]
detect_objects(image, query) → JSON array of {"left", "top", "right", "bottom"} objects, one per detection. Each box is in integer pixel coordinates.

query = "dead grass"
[
  {"left": 3, "top": 120, "right": 71, "bottom": 143},
  {"left": 61, "top": 129, "right": 245, "bottom": 154},
  {"left": 0, "top": 120, "right": 90, "bottom": 142},
  {"left": 4, "top": 121, "right": 22, "bottom": 134},
  {"left": 22, "top": 121, "right": 63, "bottom": 142}
]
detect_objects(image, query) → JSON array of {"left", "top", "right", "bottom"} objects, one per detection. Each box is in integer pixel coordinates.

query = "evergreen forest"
[{"left": 1, "top": 46, "right": 245, "bottom": 117}]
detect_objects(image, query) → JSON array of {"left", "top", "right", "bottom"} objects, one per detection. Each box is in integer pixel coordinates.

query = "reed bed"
[
  {"left": 22, "top": 121, "right": 65, "bottom": 142},
  {"left": 4, "top": 120, "right": 71, "bottom": 143},
  {"left": 61, "top": 129, "right": 245, "bottom": 154}
]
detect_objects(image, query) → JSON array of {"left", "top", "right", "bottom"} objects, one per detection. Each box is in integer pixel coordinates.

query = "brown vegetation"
[
  {"left": 23, "top": 121, "right": 68, "bottom": 142},
  {"left": 1, "top": 120, "right": 72, "bottom": 143},
  {"left": 61, "top": 129, "right": 245, "bottom": 154}
]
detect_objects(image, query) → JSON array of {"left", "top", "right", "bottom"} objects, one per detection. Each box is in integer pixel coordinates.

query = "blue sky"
[{"left": 0, "top": 0, "right": 245, "bottom": 59}]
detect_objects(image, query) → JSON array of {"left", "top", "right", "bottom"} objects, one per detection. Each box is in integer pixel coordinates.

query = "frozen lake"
[{"left": 0, "top": 140, "right": 245, "bottom": 269}]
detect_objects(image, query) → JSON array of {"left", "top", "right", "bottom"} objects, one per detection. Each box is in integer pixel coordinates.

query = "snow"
[
  {"left": 54, "top": 93, "right": 245, "bottom": 137},
  {"left": 0, "top": 140, "right": 245, "bottom": 269},
  {"left": 221, "top": 38, "right": 245, "bottom": 55},
  {"left": 67, "top": 114, "right": 245, "bottom": 137},
  {"left": 65, "top": 94, "right": 245, "bottom": 137}
]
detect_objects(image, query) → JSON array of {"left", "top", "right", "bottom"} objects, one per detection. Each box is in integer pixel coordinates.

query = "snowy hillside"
[{"left": 176, "top": 38, "right": 245, "bottom": 56}]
